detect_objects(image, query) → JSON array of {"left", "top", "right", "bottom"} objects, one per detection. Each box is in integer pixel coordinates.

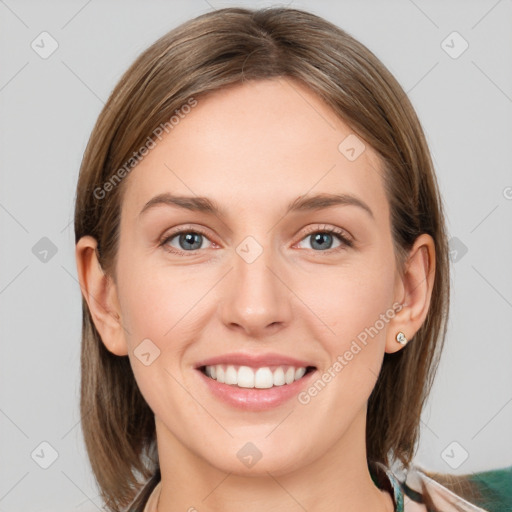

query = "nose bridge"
[{"left": 220, "top": 233, "right": 291, "bottom": 334}]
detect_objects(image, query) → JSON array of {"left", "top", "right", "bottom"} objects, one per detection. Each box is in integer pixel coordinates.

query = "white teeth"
[
  {"left": 225, "top": 365, "right": 237, "bottom": 385},
  {"left": 215, "top": 365, "right": 224, "bottom": 383},
  {"left": 295, "top": 367, "right": 306, "bottom": 380},
  {"left": 237, "top": 366, "right": 255, "bottom": 388},
  {"left": 203, "top": 364, "right": 312, "bottom": 388},
  {"left": 272, "top": 367, "right": 285, "bottom": 386}
]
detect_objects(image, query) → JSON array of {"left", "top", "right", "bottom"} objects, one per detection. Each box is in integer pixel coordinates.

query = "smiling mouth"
[{"left": 198, "top": 364, "right": 317, "bottom": 389}]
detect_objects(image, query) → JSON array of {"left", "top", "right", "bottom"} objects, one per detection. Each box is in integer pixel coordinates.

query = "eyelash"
[{"left": 159, "top": 224, "right": 354, "bottom": 257}]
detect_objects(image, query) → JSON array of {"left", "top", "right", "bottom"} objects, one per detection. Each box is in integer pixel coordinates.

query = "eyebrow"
[{"left": 139, "top": 192, "right": 374, "bottom": 219}]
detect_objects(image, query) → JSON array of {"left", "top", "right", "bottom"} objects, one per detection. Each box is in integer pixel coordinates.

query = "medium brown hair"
[{"left": 74, "top": 7, "right": 450, "bottom": 510}]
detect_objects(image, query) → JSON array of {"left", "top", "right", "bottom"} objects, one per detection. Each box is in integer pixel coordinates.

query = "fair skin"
[{"left": 76, "top": 78, "right": 434, "bottom": 512}]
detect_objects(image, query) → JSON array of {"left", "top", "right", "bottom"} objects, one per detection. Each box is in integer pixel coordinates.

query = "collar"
[{"left": 369, "top": 461, "right": 405, "bottom": 512}]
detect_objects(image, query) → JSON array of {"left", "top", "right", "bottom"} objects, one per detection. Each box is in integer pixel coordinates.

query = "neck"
[{"left": 153, "top": 408, "right": 395, "bottom": 512}]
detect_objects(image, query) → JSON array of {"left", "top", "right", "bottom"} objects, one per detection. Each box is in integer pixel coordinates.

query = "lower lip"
[{"left": 196, "top": 368, "right": 317, "bottom": 411}]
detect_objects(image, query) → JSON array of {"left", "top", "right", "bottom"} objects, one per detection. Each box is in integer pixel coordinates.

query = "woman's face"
[{"left": 109, "top": 78, "right": 408, "bottom": 475}]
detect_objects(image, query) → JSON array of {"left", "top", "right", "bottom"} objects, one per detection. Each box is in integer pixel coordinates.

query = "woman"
[{"left": 74, "top": 7, "right": 511, "bottom": 512}]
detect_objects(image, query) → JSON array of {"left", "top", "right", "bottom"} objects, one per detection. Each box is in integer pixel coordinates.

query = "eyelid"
[{"left": 299, "top": 224, "right": 353, "bottom": 244}]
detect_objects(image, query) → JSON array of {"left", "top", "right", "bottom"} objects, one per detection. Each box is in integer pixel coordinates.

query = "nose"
[{"left": 218, "top": 240, "right": 293, "bottom": 337}]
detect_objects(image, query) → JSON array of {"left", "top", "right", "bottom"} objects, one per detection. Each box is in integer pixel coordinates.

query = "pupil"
[
  {"left": 181, "top": 233, "right": 202, "bottom": 250},
  {"left": 312, "top": 233, "right": 332, "bottom": 250}
]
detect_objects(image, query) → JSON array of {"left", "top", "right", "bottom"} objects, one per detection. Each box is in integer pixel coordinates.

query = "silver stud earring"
[{"left": 396, "top": 332, "right": 407, "bottom": 345}]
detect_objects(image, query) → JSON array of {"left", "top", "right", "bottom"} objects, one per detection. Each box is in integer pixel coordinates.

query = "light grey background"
[{"left": 1, "top": 0, "right": 511, "bottom": 510}]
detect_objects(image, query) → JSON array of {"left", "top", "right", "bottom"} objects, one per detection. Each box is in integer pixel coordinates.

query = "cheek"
[
  {"left": 295, "top": 258, "right": 396, "bottom": 407},
  {"left": 299, "top": 255, "right": 396, "bottom": 346},
  {"left": 116, "top": 253, "right": 217, "bottom": 351},
  {"left": 115, "top": 261, "right": 209, "bottom": 414}
]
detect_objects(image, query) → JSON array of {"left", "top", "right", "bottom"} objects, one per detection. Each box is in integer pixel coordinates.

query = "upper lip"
[{"left": 194, "top": 352, "right": 316, "bottom": 369}]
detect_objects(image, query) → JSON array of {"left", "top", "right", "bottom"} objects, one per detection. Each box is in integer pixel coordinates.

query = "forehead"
[{"left": 121, "top": 78, "right": 387, "bottom": 221}]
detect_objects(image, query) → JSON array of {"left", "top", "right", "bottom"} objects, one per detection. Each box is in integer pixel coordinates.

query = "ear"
[
  {"left": 75, "top": 235, "right": 128, "bottom": 356},
  {"left": 386, "top": 233, "right": 436, "bottom": 354}
]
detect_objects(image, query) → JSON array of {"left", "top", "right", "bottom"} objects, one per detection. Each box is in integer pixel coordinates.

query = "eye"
[
  {"left": 296, "top": 225, "right": 353, "bottom": 252},
  {"left": 160, "top": 226, "right": 214, "bottom": 256},
  {"left": 159, "top": 224, "right": 353, "bottom": 257}
]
